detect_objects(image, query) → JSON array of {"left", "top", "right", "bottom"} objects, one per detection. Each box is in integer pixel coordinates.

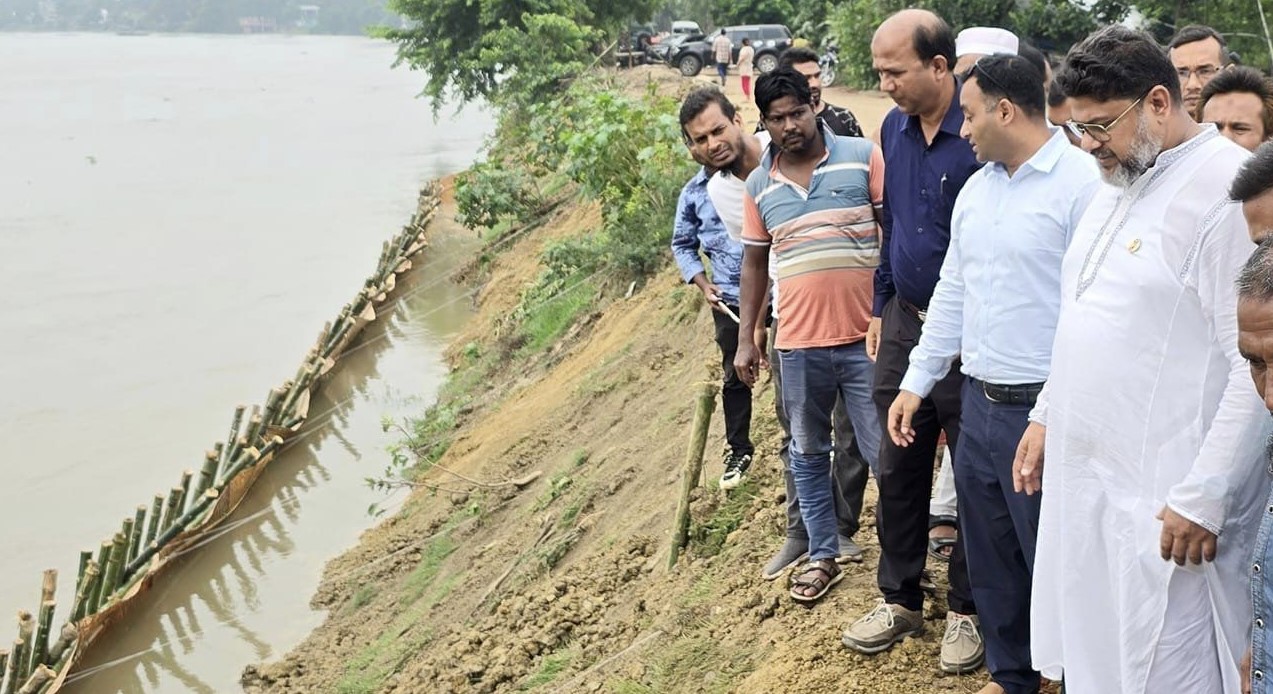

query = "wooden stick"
[
  {"left": 28, "top": 603, "right": 52, "bottom": 672},
  {"left": 668, "top": 383, "right": 718, "bottom": 570},
  {"left": 72, "top": 563, "right": 98, "bottom": 621},
  {"left": 144, "top": 494, "right": 164, "bottom": 550}
]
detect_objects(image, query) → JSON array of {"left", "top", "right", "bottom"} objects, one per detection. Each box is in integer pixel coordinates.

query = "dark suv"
[{"left": 663, "top": 24, "right": 793, "bottom": 77}]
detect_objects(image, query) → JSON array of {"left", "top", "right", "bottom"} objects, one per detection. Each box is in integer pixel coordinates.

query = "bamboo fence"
[{"left": 0, "top": 181, "right": 444, "bottom": 694}]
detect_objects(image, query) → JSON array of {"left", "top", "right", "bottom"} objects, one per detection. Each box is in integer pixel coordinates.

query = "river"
[{"left": 0, "top": 32, "right": 494, "bottom": 693}]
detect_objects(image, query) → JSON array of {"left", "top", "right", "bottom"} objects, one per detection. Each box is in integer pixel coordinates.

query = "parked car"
[
  {"left": 670, "top": 20, "right": 701, "bottom": 36},
  {"left": 662, "top": 24, "right": 792, "bottom": 77}
]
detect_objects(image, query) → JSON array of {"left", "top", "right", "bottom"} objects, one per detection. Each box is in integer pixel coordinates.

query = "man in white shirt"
[
  {"left": 712, "top": 32, "right": 732, "bottom": 87},
  {"left": 1231, "top": 142, "right": 1273, "bottom": 242},
  {"left": 1015, "top": 26, "right": 1268, "bottom": 692},
  {"left": 885, "top": 53, "right": 1099, "bottom": 694}
]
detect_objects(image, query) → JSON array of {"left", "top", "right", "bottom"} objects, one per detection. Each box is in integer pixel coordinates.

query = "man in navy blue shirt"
[{"left": 841, "top": 8, "right": 984, "bottom": 678}]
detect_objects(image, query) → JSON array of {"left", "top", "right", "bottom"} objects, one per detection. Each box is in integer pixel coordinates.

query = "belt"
[
  {"left": 897, "top": 298, "right": 927, "bottom": 322},
  {"left": 979, "top": 380, "right": 1045, "bottom": 406}
]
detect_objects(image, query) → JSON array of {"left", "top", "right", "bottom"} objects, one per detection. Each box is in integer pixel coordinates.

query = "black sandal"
[{"left": 789, "top": 558, "right": 843, "bottom": 603}]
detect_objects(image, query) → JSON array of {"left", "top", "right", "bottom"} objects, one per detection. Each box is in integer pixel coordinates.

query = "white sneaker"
[{"left": 718, "top": 452, "right": 752, "bottom": 490}]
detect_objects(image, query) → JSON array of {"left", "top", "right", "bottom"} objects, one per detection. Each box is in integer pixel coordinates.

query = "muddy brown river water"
[{"left": 0, "top": 32, "right": 493, "bottom": 693}]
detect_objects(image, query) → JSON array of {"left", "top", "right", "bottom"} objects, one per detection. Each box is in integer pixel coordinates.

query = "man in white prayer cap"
[{"left": 954, "top": 26, "right": 1019, "bottom": 75}]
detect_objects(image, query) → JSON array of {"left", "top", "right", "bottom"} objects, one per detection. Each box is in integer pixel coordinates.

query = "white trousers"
[
  {"left": 1145, "top": 568, "right": 1225, "bottom": 694},
  {"left": 929, "top": 445, "right": 958, "bottom": 520}
]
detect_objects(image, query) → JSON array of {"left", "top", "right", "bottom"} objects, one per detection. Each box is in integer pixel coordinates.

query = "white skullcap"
[{"left": 955, "top": 27, "right": 1019, "bottom": 58}]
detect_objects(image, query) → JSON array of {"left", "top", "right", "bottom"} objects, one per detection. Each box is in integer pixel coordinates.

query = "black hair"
[
  {"left": 1231, "top": 141, "right": 1273, "bottom": 203},
  {"left": 969, "top": 54, "right": 1046, "bottom": 118},
  {"left": 1056, "top": 25, "right": 1183, "bottom": 107},
  {"left": 1237, "top": 236, "right": 1273, "bottom": 302},
  {"left": 1169, "top": 25, "right": 1229, "bottom": 60},
  {"left": 779, "top": 46, "right": 819, "bottom": 68},
  {"left": 913, "top": 14, "right": 956, "bottom": 69},
  {"left": 1047, "top": 78, "right": 1068, "bottom": 108},
  {"left": 754, "top": 67, "right": 813, "bottom": 117},
  {"left": 1198, "top": 66, "right": 1273, "bottom": 132},
  {"left": 1018, "top": 43, "right": 1049, "bottom": 82},
  {"left": 741, "top": 37, "right": 750, "bottom": 46},
  {"left": 678, "top": 86, "right": 737, "bottom": 141}
]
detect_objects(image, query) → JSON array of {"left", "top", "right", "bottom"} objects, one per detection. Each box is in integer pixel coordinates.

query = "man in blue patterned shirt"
[{"left": 672, "top": 87, "right": 753, "bottom": 490}]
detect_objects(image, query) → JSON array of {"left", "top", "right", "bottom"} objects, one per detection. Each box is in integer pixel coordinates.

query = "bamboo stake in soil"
[
  {"left": 101, "top": 533, "right": 128, "bottom": 600},
  {"left": 88, "top": 541, "right": 112, "bottom": 615},
  {"left": 197, "top": 450, "right": 219, "bottom": 499},
  {"left": 37, "top": 573, "right": 54, "bottom": 609},
  {"left": 74, "top": 552, "right": 90, "bottom": 597},
  {"left": 175, "top": 470, "right": 194, "bottom": 517},
  {"left": 118, "top": 518, "right": 135, "bottom": 571},
  {"left": 160, "top": 487, "right": 183, "bottom": 533},
  {"left": 222, "top": 405, "right": 246, "bottom": 466},
  {"left": 668, "top": 382, "right": 718, "bottom": 570}
]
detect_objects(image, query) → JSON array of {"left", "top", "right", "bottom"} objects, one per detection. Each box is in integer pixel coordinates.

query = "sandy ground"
[{"left": 240, "top": 68, "right": 1011, "bottom": 694}]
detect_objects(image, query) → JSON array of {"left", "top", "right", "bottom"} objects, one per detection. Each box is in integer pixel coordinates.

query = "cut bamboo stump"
[
  {"left": 4, "top": 639, "right": 22, "bottom": 694},
  {"left": 668, "top": 383, "right": 718, "bottom": 571},
  {"left": 144, "top": 494, "right": 163, "bottom": 549},
  {"left": 17, "top": 664, "right": 53, "bottom": 694},
  {"left": 128, "top": 506, "right": 146, "bottom": 564},
  {"left": 29, "top": 603, "right": 52, "bottom": 673}
]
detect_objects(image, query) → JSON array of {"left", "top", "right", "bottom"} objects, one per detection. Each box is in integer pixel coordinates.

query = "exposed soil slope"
[{"left": 242, "top": 71, "right": 988, "bottom": 694}]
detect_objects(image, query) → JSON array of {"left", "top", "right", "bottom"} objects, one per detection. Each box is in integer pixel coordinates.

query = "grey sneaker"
[
  {"left": 841, "top": 599, "right": 924, "bottom": 654},
  {"left": 940, "top": 612, "right": 985, "bottom": 674},
  {"left": 762, "top": 538, "right": 808, "bottom": 580},
  {"left": 837, "top": 535, "right": 864, "bottom": 564},
  {"left": 719, "top": 452, "right": 752, "bottom": 490}
]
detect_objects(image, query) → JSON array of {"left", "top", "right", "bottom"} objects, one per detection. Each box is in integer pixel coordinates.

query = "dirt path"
[{"left": 241, "top": 70, "right": 1000, "bottom": 694}]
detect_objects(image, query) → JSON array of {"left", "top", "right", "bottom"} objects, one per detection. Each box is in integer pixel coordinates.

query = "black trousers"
[
  {"left": 714, "top": 307, "right": 753, "bottom": 456},
  {"left": 872, "top": 297, "right": 975, "bottom": 614}
]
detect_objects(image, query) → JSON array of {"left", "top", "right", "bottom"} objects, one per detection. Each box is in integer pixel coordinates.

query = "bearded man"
[{"left": 1015, "top": 25, "right": 1268, "bottom": 692}]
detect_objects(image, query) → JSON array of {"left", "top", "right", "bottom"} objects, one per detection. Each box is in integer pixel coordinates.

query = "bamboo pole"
[
  {"left": 144, "top": 494, "right": 164, "bottom": 549},
  {"left": 45, "top": 624, "right": 75, "bottom": 664},
  {"left": 0, "top": 651, "right": 6, "bottom": 694},
  {"left": 668, "top": 383, "right": 718, "bottom": 570},
  {"left": 14, "top": 614, "right": 32, "bottom": 684},
  {"left": 71, "top": 562, "right": 98, "bottom": 621},
  {"left": 88, "top": 541, "right": 112, "bottom": 614},
  {"left": 175, "top": 470, "right": 194, "bottom": 517},
  {"left": 100, "top": 533, "right": 127, "bottom": 601},
  {"left": 17, "top": 664, "right": 53, "bottom": 694},
  {"left": 118, "top": 517, "right": 135, "bottom": 570},
  {"left": 73, "top": 552, "right": 90, "bottom": 598},
  {"left": 160, "top": 487, "right": 183, "bottom": 533},
  {"left": 129, "top": 505, "right": 146, "bottom": 564},
  {"left": 196, "top": 450, "right": 219, "bottom": 499},
  {"left": 5, "top": 639, "right": 22, "bottom": 694},
  {"left": 222, "top": 405, "right": 246, "bottom": 466},
  {"left": 37, "top": 573, "right": 54, "bottom": 608},
  {"left": 29, "top": 603, "right": 52, "bottom": 672}
]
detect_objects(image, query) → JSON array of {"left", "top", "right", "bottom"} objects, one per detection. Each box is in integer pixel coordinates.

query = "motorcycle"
[{"left": 819, "top": 43, "right": 839, "bottom": 87}]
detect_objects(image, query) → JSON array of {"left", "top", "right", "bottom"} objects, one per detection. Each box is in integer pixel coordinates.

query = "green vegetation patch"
[
  {"left": 401, "top": 534, "right": 458, "bottom": 606},
  {"left": 520, "top": 649, "right": 575, "bottom": 690},
  {"left": 691, "top": 478, "right": 760, "bottom": 557}
]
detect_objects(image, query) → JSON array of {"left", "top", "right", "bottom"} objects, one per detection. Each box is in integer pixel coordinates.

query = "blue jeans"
[{"left": 778, "top": 341, "right": 881, "bottom": 562}]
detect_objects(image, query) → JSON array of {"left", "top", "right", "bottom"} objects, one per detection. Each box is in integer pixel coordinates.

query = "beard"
[{"left": 1101, "top": 112, "right": 1164, "bottom": 189}]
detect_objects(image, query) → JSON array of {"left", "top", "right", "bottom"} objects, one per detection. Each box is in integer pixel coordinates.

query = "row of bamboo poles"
[{"left": 0, "top": 181, "right": 444, "bottom": 694}]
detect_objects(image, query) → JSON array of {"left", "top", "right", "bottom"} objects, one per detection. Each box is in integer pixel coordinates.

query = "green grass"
[
  {"left": 400, "top": 534, "right": 457, "bottom": 606},
  {"left": 518, "top": 278, "right": 593, "bottom": 355},
  {"left": 349, "top": 584, "right": 378, "bottom": 611},
  {"left": 691, "top": 478, "right": 760, "bottom": 557},
  {"left": 570, "top": 448, "right": 590, "bottom": 468},
  {"left": 520, "top": 650, "right": 574, "bottom": 690},
  {"left": 533, "top": 472, "right": 574, "bottom": 511}
]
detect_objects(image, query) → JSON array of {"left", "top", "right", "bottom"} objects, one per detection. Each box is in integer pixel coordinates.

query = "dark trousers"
[
  {"left": 872, "top": 296, "right": 975, "bottom": 614},
  {"left": 714, "top": 307, "right": 753, "bottom": 456},
  {"left": 770, "top": 324, "right": 868, "bottom": 540},
  {"left": 955, "top": 378, "right": 1041, "bottom": 694}
]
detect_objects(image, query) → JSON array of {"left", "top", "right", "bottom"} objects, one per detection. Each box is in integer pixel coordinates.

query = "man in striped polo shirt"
[{"left": 734, "top": 67, "right": 884, "bottom": 603}]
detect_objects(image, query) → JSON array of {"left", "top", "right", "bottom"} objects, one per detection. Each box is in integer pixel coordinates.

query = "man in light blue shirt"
[{"left": 885, "top": 55, "right": 1100, "bottom": 694}]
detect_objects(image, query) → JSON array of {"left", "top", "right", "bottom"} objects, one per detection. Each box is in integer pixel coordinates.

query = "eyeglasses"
[
  {"left": 1065, "top": 95, "right": 1145, "bottom": 143},
  {"left": 1177, "top": 65, "right": 1221, "bottom": 82}
]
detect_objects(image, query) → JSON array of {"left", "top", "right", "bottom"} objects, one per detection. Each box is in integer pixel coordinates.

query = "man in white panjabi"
[{"left": 1012, "top": 26, "right": 1270, "bottom": 692}]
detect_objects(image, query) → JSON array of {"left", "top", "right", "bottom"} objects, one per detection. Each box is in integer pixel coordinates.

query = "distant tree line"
[{"left": 0, "top": 0, "right": 399, "bottom": 34}]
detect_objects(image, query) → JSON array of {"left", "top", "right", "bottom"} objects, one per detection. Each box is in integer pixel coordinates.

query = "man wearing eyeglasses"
[
  {"left": 1020, "top": 25, "right": 1267, "bottom": 693},
  {"left": 886, "top": 54, "right": 1099, "bottom": 694},
  {"left": 1168, "top": 25, "right": 1232, "bottom": 117}
]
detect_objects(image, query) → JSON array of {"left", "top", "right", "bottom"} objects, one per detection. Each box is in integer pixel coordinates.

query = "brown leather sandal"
[{"left": 789, "top": 558, "right": 843, "bottom": 603}]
